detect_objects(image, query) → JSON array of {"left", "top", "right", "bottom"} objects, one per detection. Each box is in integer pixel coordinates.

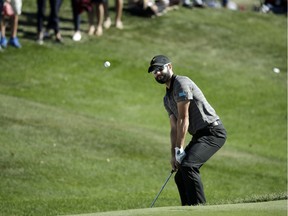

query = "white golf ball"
[
  {"left": 104, "top": 61, "right": 111, "bottom": 68},
  {"left": 273, "top": 68, "right": 280, "bottom": 73}
]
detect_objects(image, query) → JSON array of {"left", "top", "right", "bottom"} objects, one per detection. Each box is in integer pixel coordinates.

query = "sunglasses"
[{"left": 151, "top": 64, "right": 168, "bottom": 74}]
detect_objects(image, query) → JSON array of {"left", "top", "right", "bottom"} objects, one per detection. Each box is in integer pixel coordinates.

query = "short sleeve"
[{"left": 173, "top": 77, "right": 193, "bottom": 102}]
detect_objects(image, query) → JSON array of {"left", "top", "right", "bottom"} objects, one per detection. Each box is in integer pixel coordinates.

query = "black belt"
[{"left": 193, "top": 120, "right": 222, "bottom": 137}]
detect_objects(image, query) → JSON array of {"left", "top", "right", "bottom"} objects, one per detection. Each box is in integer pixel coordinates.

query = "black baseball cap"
[{"left": 148, "top": 55, "right": 171, "bottom": 73}]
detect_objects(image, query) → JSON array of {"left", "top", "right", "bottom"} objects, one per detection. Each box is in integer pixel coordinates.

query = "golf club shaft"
[{"left": 150, "top": 170, "right": 174, "bottom": 208}]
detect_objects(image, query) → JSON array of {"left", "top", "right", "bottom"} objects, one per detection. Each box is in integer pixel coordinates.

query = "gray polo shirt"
[{"left": 164, "top": 75, "right": 219, "bottom": 135}]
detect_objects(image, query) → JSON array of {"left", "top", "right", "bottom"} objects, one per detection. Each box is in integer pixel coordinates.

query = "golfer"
[{"left": 148, "top": 55, "right": 227, "bottom": 206}]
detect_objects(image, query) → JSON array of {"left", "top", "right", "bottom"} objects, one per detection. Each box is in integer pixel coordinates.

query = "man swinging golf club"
[{"left": 148, "top": 55, "right": 227, "bottom": 206}]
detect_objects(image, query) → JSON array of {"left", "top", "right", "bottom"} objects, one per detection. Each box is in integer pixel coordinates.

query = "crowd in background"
[
  {"left": 0, "top": 0, "right": 287, "bottom": 50},
  {"left": 0, "top": 0, "right": 22, "bottom": 49},
  {"left": 36, "top": 0, "right": 124, "bottom": 45}
]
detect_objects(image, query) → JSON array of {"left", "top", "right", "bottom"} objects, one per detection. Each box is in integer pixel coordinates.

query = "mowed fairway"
[
  {"left": 0, "top": 0, "right": 287, "bottom": 215},
  {"left": 65, "top": 200, "right": 287, "bottom": 216}
]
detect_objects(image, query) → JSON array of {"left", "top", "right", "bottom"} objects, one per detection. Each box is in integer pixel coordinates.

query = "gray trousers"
[{"left": 175, "top": 122, "right": 227, "bottom": 206}]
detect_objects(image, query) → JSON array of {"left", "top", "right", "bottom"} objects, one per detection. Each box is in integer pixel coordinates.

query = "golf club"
[{"left": 150, "top": 170, "right": 175, "bottom": 208}]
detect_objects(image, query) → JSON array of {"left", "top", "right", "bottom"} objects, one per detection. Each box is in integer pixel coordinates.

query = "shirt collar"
[{"left": 166, "top": 74, "right": 176, "bottom": 93}]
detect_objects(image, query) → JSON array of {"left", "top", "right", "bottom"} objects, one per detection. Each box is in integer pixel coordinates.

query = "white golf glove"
[{"left": 175, "top": 147, "right": 186, "bottom": 163}]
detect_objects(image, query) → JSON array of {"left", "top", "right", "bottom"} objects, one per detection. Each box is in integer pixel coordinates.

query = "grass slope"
[
  {"left": 0, "top": 0, "right": 287, "bottom": 215},
  {"left": 65, "top": 200, "right": 287, "bottom": 216}
]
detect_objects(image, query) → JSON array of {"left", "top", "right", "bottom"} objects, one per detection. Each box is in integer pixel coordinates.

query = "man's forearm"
[
  {"left": 170, "top": 128, "right": 177, "bottom": 157},
  {"left": 176, "top": 117, "right": 189, "bottom": 148}
]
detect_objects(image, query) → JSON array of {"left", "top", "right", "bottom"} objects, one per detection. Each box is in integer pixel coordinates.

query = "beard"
[
  {"left": 155, "top": 67, "right": 172, "bottom": 84},
  {"left": 155, "top": 76, "right": 167, "bottom": 84}
]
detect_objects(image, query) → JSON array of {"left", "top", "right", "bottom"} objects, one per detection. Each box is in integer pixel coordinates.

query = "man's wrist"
[{"left": 175, "top": 147, "right": 186, "bottom": 163}]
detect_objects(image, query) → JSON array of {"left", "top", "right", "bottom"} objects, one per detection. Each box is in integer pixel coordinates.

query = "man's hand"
[
  {"left": 170, "top": 157, "right": 178, "bottom": 171},
  {"left": 175, "top": 147, "right": 186, "bottom": 163}
]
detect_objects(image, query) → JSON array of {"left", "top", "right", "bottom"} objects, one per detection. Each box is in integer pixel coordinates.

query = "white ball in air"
[
  {"left": 273, "top": 67, "right": 280, "bottom": 73},
  {"left": 104, "top": 61, "right": 111, "bottom": 68}
]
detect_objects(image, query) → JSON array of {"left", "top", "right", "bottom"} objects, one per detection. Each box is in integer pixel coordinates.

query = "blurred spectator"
[
  {"left": 71, "top": 0, "right": 92, "bottom": 41},
  {"left": 182, "top": 0, "right": 193, "bottom": 8},
  {"left": 168, "top": 0, "right": 180, "bottom": 9},
  {"left": 183, "top": 0, "right": 229, "bottom": 8},
  {"left": 71, "top": 0, "right": 82, "bottom": 41},
  {"left": 88, "top": 0, "right": 105, "bottom": 36},
  {"left": 103, "top": 0, "right": 124, "bottom": 29},
  {"left": 204, "top": 0, "right": 220, "bottom": 7},
  {"left": 126, "top": 0, "right": 170, "bottom": 17},
  {"left": 181, "top": 0, "right": 205, "bottom": 8},
  {"left": 259, "top": 0, "right": 287, "bottom": 14},
  {"left": 221, "top": 0, "right": 227, "bottom": 7},
  {"left": 193, "top": 0, "right": 205, "bottom": 7},
  {"left": 0, "top": 0, "right": 3, "bottom": 50},
  {"left": 0, "top": 0, "right": 22, "bottom": 48},
  {"left": 36, "top": 0, "right": 63, "bottom": 45}
]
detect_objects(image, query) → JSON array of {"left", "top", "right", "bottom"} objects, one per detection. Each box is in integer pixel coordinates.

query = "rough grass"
[{"left": 0, "top": 0, "right": 287, "bottom": 215}]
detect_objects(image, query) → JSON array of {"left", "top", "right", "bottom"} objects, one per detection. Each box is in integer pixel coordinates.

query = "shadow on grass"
[{"left": 18, "top": 10, "right": 90, "bottom": 41}]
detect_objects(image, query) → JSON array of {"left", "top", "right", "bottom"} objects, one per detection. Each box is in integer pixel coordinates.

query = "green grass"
[
  {"left": 65, "top": 200, "right": 287, "bottom": 216},
  {"left": 0, "top": 0, "right": 287, "bottom": 215}
]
